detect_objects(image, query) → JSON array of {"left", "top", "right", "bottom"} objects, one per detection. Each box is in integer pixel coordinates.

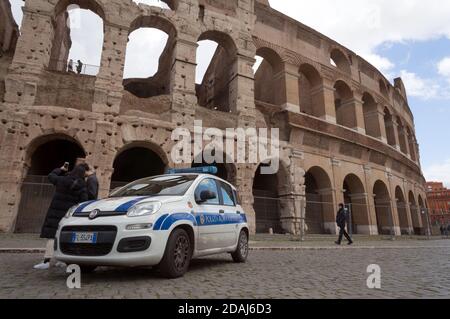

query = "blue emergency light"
[{"left": 166, "top": 166, "right": 218, "bottom": 175}]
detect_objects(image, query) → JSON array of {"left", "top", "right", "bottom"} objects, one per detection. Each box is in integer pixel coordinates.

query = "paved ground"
[{"left": 0, "top": 245, "right": 449, "bottom": 299}]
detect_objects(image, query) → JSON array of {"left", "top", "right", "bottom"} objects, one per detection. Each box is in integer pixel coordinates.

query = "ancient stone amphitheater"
[{"left": 0, "top": 0, "right": 428, "bottom": 236}]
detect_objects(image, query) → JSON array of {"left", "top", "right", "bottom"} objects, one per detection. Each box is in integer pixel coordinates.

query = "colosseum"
[{"left": 0, "top": 0, "right": 429, "bottom": 236}]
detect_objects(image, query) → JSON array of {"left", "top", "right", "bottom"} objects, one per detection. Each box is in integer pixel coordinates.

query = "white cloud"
[
  {"left": 438, "top": 57, "right": 450, "bottom": 83},
  {"left": 424, "top": 159, "right": 450, "bottom": 188},
  {"left": 399, "top": 70, "right": 441, "bottom": 100}
]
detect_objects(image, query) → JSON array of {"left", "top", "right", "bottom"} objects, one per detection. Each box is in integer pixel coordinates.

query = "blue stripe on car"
[
  {"left": 114, "top": 197, "right": 152, "bottom": 212},
  {"left": 153, "top": 214, "right": 169, "bottom": 230},
  {"left": 75, "top": 200, "right": 98, "bottom": 213},
  {"left": 160, "top": 213, "right": 197, "bottom": 230}
]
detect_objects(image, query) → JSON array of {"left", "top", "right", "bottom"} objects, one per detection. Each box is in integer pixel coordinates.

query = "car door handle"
[{"left": 219, "top": 210, "right": 225, "bottom": 214}]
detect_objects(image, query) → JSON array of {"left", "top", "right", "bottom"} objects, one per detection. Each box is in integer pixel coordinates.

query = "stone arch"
[
  {"left": 298, "top": 63, "right": 324, "bottom": 117},
  {"left": 362, "top": 92, "right": 380, "bottom": 138},
  {"left": 254, "top": 47, "right": 284, "bottom": 106},
  {"left": 330, "top": 48, "right": 351, "bottom": 74},
  {"left": 343, "top": 174, "right": 370, "bottom": 234},
  {"left": 384, "top": 107, "right": 396, "bottom": 147},
  {"left": 196, "top": 30, "right": 238, "bottom": 113},
  {"left": 252, "top": 159, "right": 292, "bottom": 234},
  {"left": 334, "top": 80, "right": 355, "bottom": 129},
  {"left": 49, "top": 0, "right": 105, "bottom": 74},
  {"left": 304, "top": 166, "right": 335, "bottom": 234},
  {"left": 110, "top": 141, "right": 168, "bottom": 189},
  {"left": 192, "top": 150, "right": 237, "bottom": 184},
  {"left": 15, "top": 133, "right": 86, "bottom": 233},
  {"left": 408, "top": 191, "right": 421, "bottom": 234},
  {"left": 395, "top": 186, "right": 411, "bottom": 234},
  {"left": 122, "top": 15, "right": 178, "bottom": 99},
  {"left": 373, "top": 180, "right": 393, "bottom": 235}
]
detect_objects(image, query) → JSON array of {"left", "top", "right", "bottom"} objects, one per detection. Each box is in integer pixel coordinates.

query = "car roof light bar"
[{"left": 166, "top": 166, "right": 218, "bottom": 175}]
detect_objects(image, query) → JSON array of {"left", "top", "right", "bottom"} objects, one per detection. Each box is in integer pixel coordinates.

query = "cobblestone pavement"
[{"left": 0, "top": 246, "right": 448, "bottom": 299}]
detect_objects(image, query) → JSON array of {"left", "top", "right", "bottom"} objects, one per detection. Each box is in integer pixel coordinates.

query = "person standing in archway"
[
  {"left": 34, "top": 164, "right": 88, "bottom": 270},
  {"left": 335, "top": 203, "right": 353, "bottom": 246}
]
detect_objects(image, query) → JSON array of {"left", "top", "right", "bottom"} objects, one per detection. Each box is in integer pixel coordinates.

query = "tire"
[
  {"left": 231, "top": 230, "right": 249, "bottom": 263},
  {"left": 79, "top": 265, "right": 97, "bottom": 273},
  {"left": 158, "top": 228, "right": 192, "bottom": 279}
]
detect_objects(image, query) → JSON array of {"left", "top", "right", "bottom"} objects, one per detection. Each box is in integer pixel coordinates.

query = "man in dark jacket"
[
  {"left": 34, "top": 164, "right": 88, "bottom": 270},
  {"left": 86, "top": 169, "right": 99, "bottom": 200},
  {"left": 335, "top": 203, "right": 353, "bottom": 245}
]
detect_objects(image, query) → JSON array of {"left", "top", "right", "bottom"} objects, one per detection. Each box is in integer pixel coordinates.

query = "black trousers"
[{"left": 337, "top": 226, "right": 352, "bottom": 243}]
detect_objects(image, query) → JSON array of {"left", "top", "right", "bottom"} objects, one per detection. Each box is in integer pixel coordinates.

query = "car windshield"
[{"left": 110, "top": 175, "right": 197, "bottom": 197}]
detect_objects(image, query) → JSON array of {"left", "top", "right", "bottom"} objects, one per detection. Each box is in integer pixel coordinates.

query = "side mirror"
[{"left": 197, "top": 190, "right": 217, "bottom": 204}]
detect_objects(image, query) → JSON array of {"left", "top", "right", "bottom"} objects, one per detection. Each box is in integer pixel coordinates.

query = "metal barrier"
[{"left": 48, "top": 59, "right": 100, "bottom": 76}]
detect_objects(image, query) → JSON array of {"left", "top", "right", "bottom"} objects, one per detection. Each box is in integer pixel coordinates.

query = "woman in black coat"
[{"left": 34, "top": 164, "right": 88, "bottom": 270}]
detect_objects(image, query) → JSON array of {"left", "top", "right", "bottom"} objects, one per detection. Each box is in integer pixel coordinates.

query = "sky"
[{"left": 8, "top": 0, "right": 450, "bottom": 186}]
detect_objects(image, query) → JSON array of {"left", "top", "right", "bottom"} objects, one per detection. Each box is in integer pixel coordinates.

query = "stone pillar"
[
  {"left": 170, "top": 38, "right": 198, "bottom": 128},
  {"left": 387, "top": 173, "right": 402, "bottom": 236},
  {"left": 310, "top": 83, "right": 337, "bottom": 123},
  {"left": 391, "top": 119, "right": 402, "bottom": 152},
  {"left": 93, "top": 23, "right": 130, "bottom": 114},
  {"left": 5, "top": 9, "right": 54, "bottom": 105},
  {"left": 232, "top": 54, "right": 257, "bottom": 128},
  {"left": 364, "top": 102, "right": 387, "bottom": 142},
  {"left": 235, "top": 164, "right": 257, "bottom": 234},
  {"left": 350, "top": 92, "right": 366, "bottom": 134},
  {"left": 318, "top": 188, "right": 338, "bottom": 234},
  {"left": 273, "top": 63, "right": 300, "bottom": 113}
]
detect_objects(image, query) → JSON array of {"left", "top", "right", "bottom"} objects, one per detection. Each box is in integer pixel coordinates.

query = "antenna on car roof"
[{"left": 166, "top": 166, "right": 218, "bottom": 175}]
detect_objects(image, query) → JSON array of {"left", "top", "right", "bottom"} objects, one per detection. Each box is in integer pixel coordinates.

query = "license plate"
[{"left": 71, "top": 232, "right": 97, "bottom": 244}]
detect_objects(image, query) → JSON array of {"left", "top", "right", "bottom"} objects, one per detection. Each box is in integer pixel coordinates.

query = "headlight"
[
  {"left": 127, "top": 202, "right": 162, "bottom": 218},
  {"left": 65, "top": 205, "right": 78, "bottom": 219}
]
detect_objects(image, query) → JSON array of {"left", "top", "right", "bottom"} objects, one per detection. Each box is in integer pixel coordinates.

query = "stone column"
[
  {"left": 93, "top": 23, "right": 130, "bottom": 114},
  {"left": 364, "top": 102, "right": 387, "bottom": 142},
  {"left": 235, "top": 163, "right": 257, "bottom": 234},
  {"left": 318, "top": 188, "right": 338, "bottom": 235},
  {"left": 391, "top": 118, "right": 402, "bottom": 152},
  {"left": 387, "top": 173, "right": 402, "bottom": 236},
  {"left": 170, "top": 38, "right": 198, "bottom": 128},
  {"left": 273, "top": 63, "right": 300, "bottom": 113},
  {"left": 310, "top": 83, "right": 337, "bottom": 123},
  {"left": 5, "top": 9, "right": 54, "bottom": 105}
]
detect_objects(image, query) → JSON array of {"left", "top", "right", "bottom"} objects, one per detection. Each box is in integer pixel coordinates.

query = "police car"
[{"left": 54, "top": 167, "right": 249, "bottom": 278}]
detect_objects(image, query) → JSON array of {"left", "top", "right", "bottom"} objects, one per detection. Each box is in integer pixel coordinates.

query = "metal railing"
[{"left": 48, "top": 59, "right": 100, "bottom": 76}]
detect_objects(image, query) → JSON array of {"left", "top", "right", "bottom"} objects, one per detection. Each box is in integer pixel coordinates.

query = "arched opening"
[
  {"left": 15, "top": 135, "right": 86, "bottom": 233},
  {"left": 373, "top": 180, "right": 393, "bottom": 235},
  {"left": 330, "top": 49, "right": 351, "bottom": 74},
  {"left": 192, "top": 152, "right": 237, "bottom": 184},
  {"left": 196, "top": 31, "right": 238, "bottom": 113},
  {"left": 334, "top": 80, "right": 355, "bottom": 129},
  {"left": 395, "top": 186, "right": 410, "bottom": 235},
  {"left": 305, "top": 167, "right": 334, "bottom": 234},
  {"left": 343, "top": 174, "right": 370, "bottom": 234},
  {"left": 49, "top": 1, "right": 105, "bottom": 75},
  {"left": 111, "top": 145, "right": 167, "bottom": 190},
  {"left": 253, "top": 162, "right": 290, "bottom": 234},
  {"left": 396, "top": 117, "right": 408, "bottom": 154},
  {"left": 133, "top": 0, "right": 178, "bottom": 11},
  {"left": 384, "top": 108, "right": 396, "bottom": 147},
  {"left": 122, "top": 16, "right": 176, "bottom": 102},
  {"left": 362, "top": 92, "right": 380, "bottom": 138},
  {"left": 298, "top": 64, "right": 323, "bottom": 117},
  {"left": 254, "top": 47, "right": 283, "bottom": 106},
  {"left": 408, "top": 191, "right": 421, "bottom": 234},
  {"left": 406, "top": 127, "right": 417, "bottom": 161}
]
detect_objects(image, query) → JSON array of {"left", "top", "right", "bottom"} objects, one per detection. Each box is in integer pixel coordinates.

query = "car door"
[
  {"left": 194, "top": 178, "right": 224, "bottom": 251},
  {"left": 216, "top": 181, "right": 240, "bottom": 248}
]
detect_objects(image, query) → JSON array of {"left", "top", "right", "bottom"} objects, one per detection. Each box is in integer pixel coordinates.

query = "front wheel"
[
  {"left": 158, "top": 229, "right": 192, "bottom": 279},
  {"left": 231, "top": 230, "right": 249, "bottom": 263}
]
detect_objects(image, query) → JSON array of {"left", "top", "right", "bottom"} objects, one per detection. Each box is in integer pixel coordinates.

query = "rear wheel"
[
  {"left": 158, "top": 228, "right": 192, "bottom": 278},
  {"left": 231, "top": 230, "right": 249, "bottom": 263}
]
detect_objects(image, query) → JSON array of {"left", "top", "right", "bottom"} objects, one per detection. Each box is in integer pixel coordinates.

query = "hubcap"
[
  {"left": 174, "top": 235, "right": 189, "bottom": 271},
  {"left": 239, "top": 233, "right": 248, "bottom": 257}
]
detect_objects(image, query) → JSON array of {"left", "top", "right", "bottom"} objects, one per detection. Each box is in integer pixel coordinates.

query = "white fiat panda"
[{"left": 54, "top": 167, "right": 249, "bottom": 278}]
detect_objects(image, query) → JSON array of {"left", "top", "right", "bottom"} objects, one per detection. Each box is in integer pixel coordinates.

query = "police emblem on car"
[
  {"left": 89, "top": 209, "right": 100, "bottom": 220},
  {"left": 54, "top": 166, "right": 249, "bottom": 279}
]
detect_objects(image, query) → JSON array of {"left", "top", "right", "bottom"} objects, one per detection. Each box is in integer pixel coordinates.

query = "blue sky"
[{"left": 8, "top": 0, "right": 450, "bottom": 186}]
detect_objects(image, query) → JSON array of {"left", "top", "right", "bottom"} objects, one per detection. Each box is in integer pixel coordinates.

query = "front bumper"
[{"left": 53, "top": 216, "right": 170, "bottom": 267}]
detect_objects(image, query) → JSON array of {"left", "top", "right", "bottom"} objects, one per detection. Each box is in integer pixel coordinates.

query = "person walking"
[
  {"left": 335, "top": 203, "right": 353, "bottom": 246},
  {"left": 34, "top": 164, "right": 88, "bottom": 270},
  {"left": 76, "top": 60, "right": 83, "bottom": 74}
]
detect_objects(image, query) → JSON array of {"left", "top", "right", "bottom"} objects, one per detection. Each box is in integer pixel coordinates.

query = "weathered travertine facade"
[{"left": 0, "top": 0, "right": 428, "bottom": 236}]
